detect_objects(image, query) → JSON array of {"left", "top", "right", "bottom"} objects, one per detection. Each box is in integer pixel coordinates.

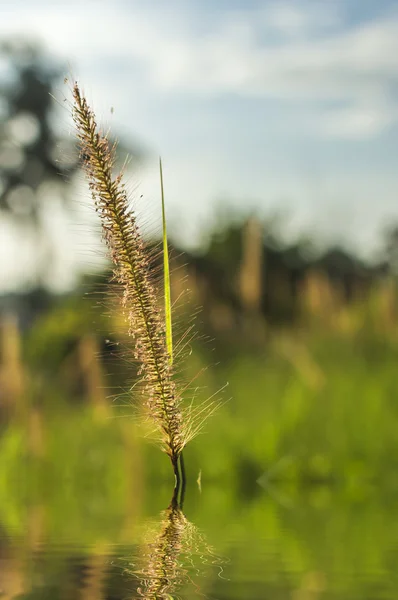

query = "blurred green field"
[
  {"left": 2, "top": 317, "right": 398, "bottom": 598},
  {"left": 2, "top": 323, "right": 398, "bottom": 516},
  {"left": 2, "top": 434, "right": 398, "bottom": 600}
]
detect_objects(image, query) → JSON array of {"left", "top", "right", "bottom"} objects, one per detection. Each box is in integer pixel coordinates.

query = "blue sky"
[{"left": 1, "top": 0, "right": 398, "bottom": 289}]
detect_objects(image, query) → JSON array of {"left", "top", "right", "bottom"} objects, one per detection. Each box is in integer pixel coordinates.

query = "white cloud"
[
  {"left": 1, "top": 1, "right": 398, "bottom": 141},
  {"left": 320, "top": 103, "right": 396, "bottom": 140},
  {"left": 39, "top": 2, "right": 398, "bottom": 139},
  {"left": 1, "top": 6, "right": 398, "bottom": 101},
  {"left": 259, "top": 1, "right": 342, "bottom": 38}
]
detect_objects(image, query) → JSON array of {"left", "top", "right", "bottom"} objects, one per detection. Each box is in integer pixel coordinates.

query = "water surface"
[{"left": 1, "top": 484, "right": 397, "bottom": 599}]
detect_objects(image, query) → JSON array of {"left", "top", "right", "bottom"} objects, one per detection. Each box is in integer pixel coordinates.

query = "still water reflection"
[
  {"left": 1, "top": 484, "right": 398, "bottom": 599},
  {"left": 123, "top": 491, "right": 225, "bottom": 599}
]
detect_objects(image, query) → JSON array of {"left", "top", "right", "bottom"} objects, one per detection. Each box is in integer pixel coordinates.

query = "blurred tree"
[
  {"left": 0, "top": 38, "right": 79, "bottom": 288},
  {"left": 0, "top": 38, "right": 144, "bottom": 292},
  {"left": 383, "top": 224, "right": 398, "bottom": 275}
]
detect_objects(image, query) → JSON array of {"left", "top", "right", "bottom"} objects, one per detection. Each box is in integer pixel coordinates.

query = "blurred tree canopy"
[
  {"left": 0, "top": 38, "right": 78, "bottom": 222},
  {"left": 0, "top": 39, "right": 79, "bottom": 288},
  {"left": 0, "top": 38, "right": 144, "bottom": 291}
]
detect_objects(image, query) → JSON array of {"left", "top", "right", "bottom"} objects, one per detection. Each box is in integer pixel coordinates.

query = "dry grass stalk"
[{"left": 71, "top": 82, "right": 221, "bottom": 479}]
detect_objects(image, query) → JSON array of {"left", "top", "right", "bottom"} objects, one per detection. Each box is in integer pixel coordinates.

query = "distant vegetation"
[
  {"left": 1, "top": 211, "right": 398, "bottom": 487},
  {"left": 1, "top": 37, "right": 398, "bottom": 494}
]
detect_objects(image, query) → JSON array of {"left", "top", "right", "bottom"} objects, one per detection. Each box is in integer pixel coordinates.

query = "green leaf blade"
[{"left": 160, "top": 157, "right": 173, "bottom": 365}]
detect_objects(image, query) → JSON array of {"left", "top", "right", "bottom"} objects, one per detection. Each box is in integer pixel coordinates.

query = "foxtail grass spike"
[
  {"left": 71, "top": 82, "right": 223, "bottom": 483},
  {"left": 72, "top": 83, "right": 184, "bottom": 468}
]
